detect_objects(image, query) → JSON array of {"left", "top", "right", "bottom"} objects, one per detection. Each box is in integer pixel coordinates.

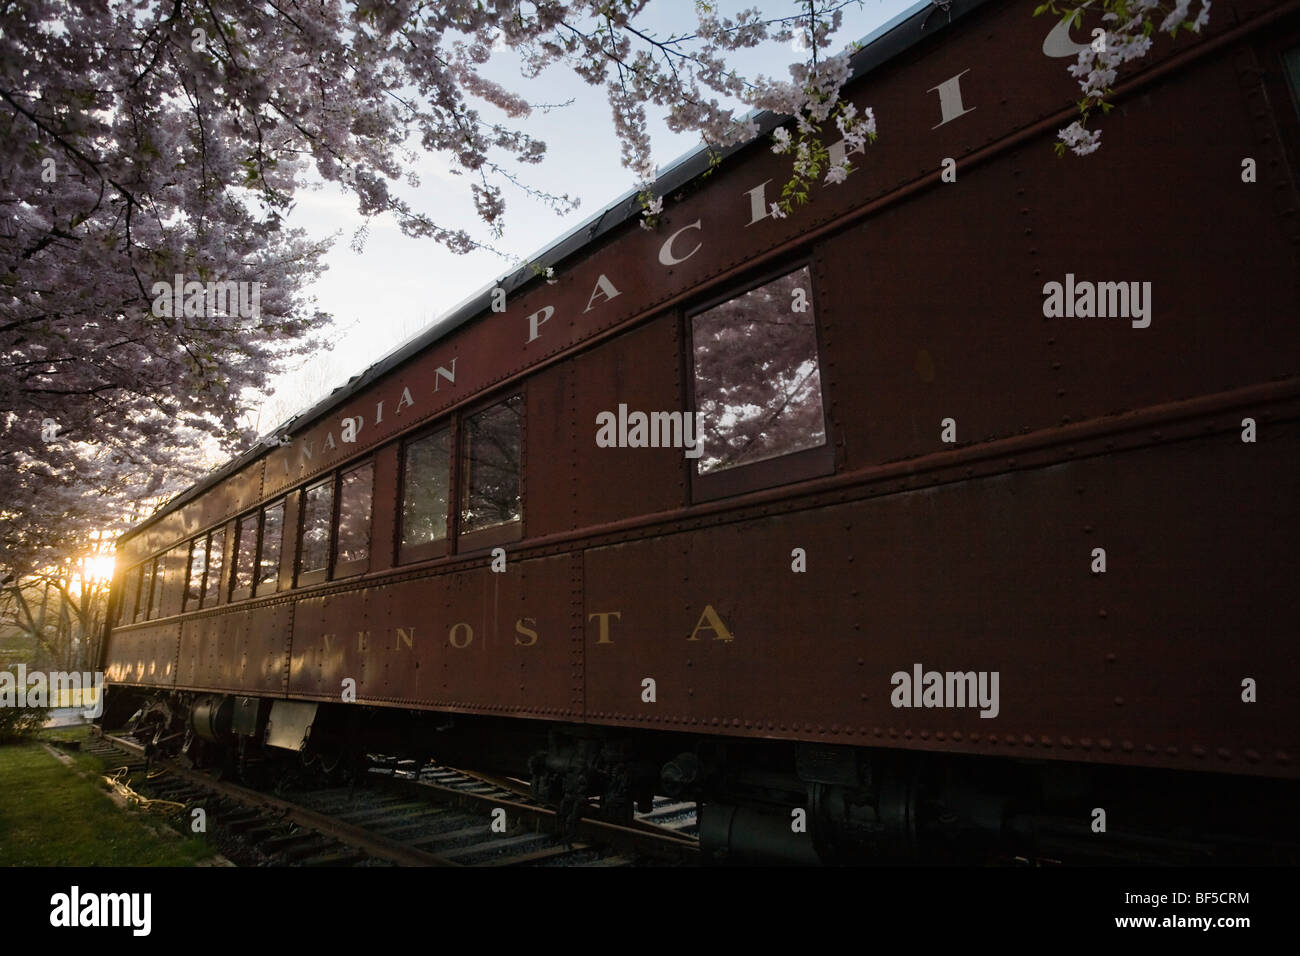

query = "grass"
[{"left": 0, "top": 727, "right": 213, "bottom": 866}]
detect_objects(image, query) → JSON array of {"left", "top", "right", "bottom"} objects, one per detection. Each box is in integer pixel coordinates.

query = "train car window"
[
  {"left": 121, "top": 564, "right": 141, "bottom": 625},
  {"left": 334, "top": 462, "right": 374, "bottom": 577},
  {"left": 298, "top": 478, "right": 333, "bottom": 583},
  {"left": 399, "top": 427, "right": 452, "bottom": 563},
  {"left": 691, "top": 265, "right": 826, "bottom": 473},
  {"left": 1285, "top": 45, "right": 1300, "bottom": 117},
  {"left": 114, "top": 567, "right": 127, "bottom": 624},
  {"left": 230, "top": 512, "right": 260, "bottom": 600},
  {"left": 184, "top": 537, "right": 206, "bottom": 612},
  {"left": 459, "top": 394, "right": 523, "bottom": 545},
  {"left": 688, "top": 264, "right": 833, "bottom": 499},
  {"left": 202, "top": 527, "right": 226, "bottom": 608},
  {"left": 129, "top": 564, "right": 146, "bottom": 623},
  {"left": 256, "top": 501, "right": 285, "bottom": 596},
  {"left": 144, "top": 557, "right": 162, "bottom": 621},
  {"left": 164, "top": 545, "right": 187, "bottom": 616},
  {"left": 1261, "top": 33, "right": 1300, "bottom": 177}
]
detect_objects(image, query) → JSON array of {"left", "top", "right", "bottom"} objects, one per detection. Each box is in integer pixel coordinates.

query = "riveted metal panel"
[
  {"left": 205, "top": 606, "right": 235, "bottom": 688},
  {"left": 175, "top": 616, "right": 203, "bottom": 689},
  {"left": 103, "top": 622, "right": 179, "bottom": 688},
  {"left": 459, "top": 555, "right": 572, "bottom": 715},
  {"left": 524, "top": 362, "right": 577, "bottom": 537},
  {"left": 176, "top": 604, "right": 292, "bottom": 695},
  {"left": 1016, "top": 52, "right": 1299, "bottom": 427},
  {"left": 567, "top": 315, "right": 686, "bottom": 529},
  {"left": 820, "top": 45, "right": 1300, "bottom": 474},
  {"left": 119, "top": 501, "right": 204, "bottom": 568},
  {"left": 287, "top": 592, "right": 350, "bottom": 700},
  {"left": 283, "top": 557, "right": 574, "bottom": 715},
  {"left": 584, "top": 422, "right": 1299, "bottom": 778},
  {"left": 817, "top": 168, "right": 1055, "bottom": 470},
  {"left": 200, "top": 462, "right": 263, "bottom": 531}
]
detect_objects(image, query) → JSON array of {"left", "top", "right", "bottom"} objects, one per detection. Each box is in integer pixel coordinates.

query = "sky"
[{"left": 255, "top": 0, "right": 922, "bottom": 431}]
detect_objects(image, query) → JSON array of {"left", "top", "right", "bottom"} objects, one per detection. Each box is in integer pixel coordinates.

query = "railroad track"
[
  {"left": 375, "top": 756, "right": 701, "bottom": 842},
  {"left": 77, "top": 731, "right": 698, "bottom": 867}
]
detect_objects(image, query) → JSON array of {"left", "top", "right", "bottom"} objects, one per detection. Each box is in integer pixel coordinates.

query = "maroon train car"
[{"left": 101, "top": 0, "right": 1300, "bottom": 863}]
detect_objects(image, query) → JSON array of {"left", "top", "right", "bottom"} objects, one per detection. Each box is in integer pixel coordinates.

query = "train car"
[{"left": 99, "top": 0, "right": 1300, "bottom": 863}]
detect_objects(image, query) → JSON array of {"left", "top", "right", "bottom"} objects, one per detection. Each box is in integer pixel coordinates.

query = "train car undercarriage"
[{"left": 102, "top": 687, "right": 1300, "bottom": 866}]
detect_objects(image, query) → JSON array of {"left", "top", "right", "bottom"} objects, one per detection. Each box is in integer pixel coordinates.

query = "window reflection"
[
  {"left": 257, "top": 502, "right": 284, "bottom": 594},
  {"left": 402, "top": 429, "right": 451, "bottom": 548},
  {"left": 461, "top": 395, "right": 522, "bottom": 534},
  {"left": 336, "top": 464, "right": 374, "bottom": 567},
  {"left": 127, "top": 564, "right": 144, "bottom": 623},
  {"left": 299, "top": 480, "right": 332, "bottom": 574},
  {"left": 185, "top": 539, "right": 206, "bottom": 611},
  {"left": 145, "top": 558, "right": 161, "bottom": 620},
  {"left": 690, "top": 265, "right": 826, "bottom": 474},
  {"left": 165, "top": 545, "right": 187, "bottom": 615},
  {"left": 202, "top": 528, "right": 225, "bottom": 607},
  {"left": 232, "top": 513, "right": 259, "bottom": 594}
]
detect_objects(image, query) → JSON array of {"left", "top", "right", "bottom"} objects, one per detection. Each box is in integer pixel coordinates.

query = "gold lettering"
[
  {"left": 396, "top": 626, "right": 415, "bottom": 651},
  {"left": 687, "top": 604, "right": 734, "bottom": 642},
  {"left": 588, "top": 611, "right": 621, "bottom": 645},
  {"left": 322, "top": 633, "right": 335, "bottom": 650},
  {"left": 449, "top": 622, "right": 473, "bottom": 649},
  {"left": 514, "top": 617, "right": 538, "bottom": 646},
  {"left": 356, "top": 630, "right": 369, "bottom": 652}
]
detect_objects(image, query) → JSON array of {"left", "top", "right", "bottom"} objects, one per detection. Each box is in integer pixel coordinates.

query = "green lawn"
[{"left": 0, "top": 730, "right": 213, "bottom": 866}]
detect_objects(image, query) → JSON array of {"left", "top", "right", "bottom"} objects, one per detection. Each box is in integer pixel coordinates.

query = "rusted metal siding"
[
  {"left": 583, "top": 420, "right": 1297, "bottom": 778},
  {"left": 103, "top": 622, "right": 179, "bottom": 688},
  {"left": 818, "top": 36, "right": 1298, "bottom": 474},
  {"left": 285, "top": 554, "right": 577, "bottom": 717},
  {"left": 118, "top": 500, "right": 202, "bottom": 569},
  {"left": 200, "top": 462, "right": 264, "bottom": 533},
  {"left": 527, "top": 314, "right": 686, "bottom": 538},
  {"left": 175, "top": 602, "right": 292, "bottom": 695},
  {"left": 523, "top": 362, "right": 577, "bottom": 537}
]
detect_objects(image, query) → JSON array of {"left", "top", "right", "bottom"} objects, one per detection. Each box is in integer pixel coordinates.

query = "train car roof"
[{"left": 121, "top": 0, "right": 995, "bottom": 543}]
